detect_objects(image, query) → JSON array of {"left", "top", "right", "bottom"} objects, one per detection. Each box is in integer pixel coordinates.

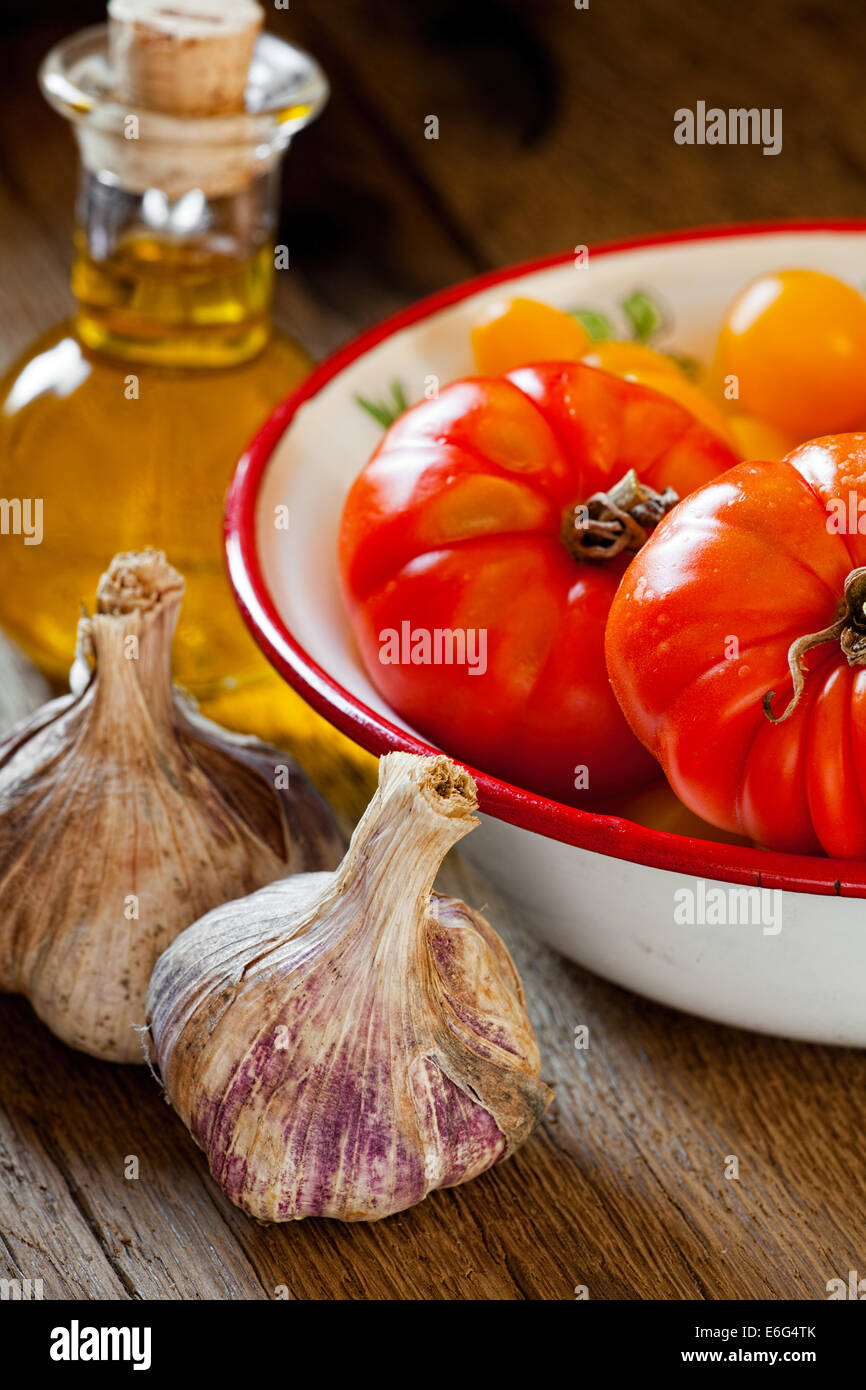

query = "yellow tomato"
[
  {"left": 716, "top": 269, "right": 866, "bottom": 437},
  {"left": 607, "top": 779, "right": 752, "bottom": 846},
  {"left": 613, "top": 366, "right": 739, "bottom": 449},
  {"left": 580, "top": 340, "right": 686, "bottom": 379},
  {"left": 728, "top": 413, "right": 799, "bottom": 461},
  {"left": 471, "top": 297, "right": 591, "bottom": 375}
]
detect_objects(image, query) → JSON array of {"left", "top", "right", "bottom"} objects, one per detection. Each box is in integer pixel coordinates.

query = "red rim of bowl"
[{"left": 226, "top": 217, "right": 866, "bottom": 898}]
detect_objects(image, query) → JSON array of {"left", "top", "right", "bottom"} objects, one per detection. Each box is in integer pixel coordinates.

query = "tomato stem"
[
  {"left": 561, "top": 468, "right": 679, "bottom": 563},
  {"left": 763, "top": 566, "right": 866, "bottom": 724}
]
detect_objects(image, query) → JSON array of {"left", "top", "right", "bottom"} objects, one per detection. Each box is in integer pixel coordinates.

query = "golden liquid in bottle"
[{"left": 0, "top": 235, "right": 377, "bottom": 816}]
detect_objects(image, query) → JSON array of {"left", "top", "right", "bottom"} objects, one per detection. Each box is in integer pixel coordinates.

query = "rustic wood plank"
[
  {"left": 2, "top": 832, "right": 865, "bottom": 1300},
  {"left": 306, "top": 0, "right": 866, "bottom": 264},
  {"left": 0, "top": 636, "right": 49, "bottom": 729},
  {"left": 447, "top": 856, "right": 866, "bottom": 1301},
  {"left": 0, "top": 1102, "right": 126, "bottom": 1299},
  {"left": 0, "top": 999, "right": 282, "bottom": 1300}
]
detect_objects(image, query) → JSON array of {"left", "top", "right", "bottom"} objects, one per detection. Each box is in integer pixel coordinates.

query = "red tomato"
[
  {"left": 605, "top": 433, "right": 866, "bottom": 855},
  {"left": 339, "top": 363, "right": 739, "bottom": 805}
]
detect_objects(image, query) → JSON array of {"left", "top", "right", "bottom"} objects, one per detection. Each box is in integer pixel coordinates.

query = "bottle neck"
[{"left": 71, "top": 165, "right": 280, "bottom": 368}]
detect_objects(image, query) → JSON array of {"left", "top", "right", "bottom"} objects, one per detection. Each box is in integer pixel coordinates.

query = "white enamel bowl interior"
[{"left": 254, "top": 229, "right": 866, "bottom": 1045}]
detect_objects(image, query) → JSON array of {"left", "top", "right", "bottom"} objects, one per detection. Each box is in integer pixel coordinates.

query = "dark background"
[{"left": 3, "top": 0, "right": 866, "bottom": 368}]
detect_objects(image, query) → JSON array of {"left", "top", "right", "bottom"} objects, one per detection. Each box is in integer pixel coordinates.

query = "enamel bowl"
[{"left": 226, "top": 221, "right": 866, "bottom": 1046}]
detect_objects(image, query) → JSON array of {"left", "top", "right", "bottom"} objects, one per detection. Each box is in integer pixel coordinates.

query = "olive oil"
[
  {"left": 0, "top": 302, "right": 308, "bottom": 695},
  {"left": 0, "top": 21, "right": 376, "bottom": 813},
  {"left": 72, "top": 233, "right": 277, "bottom": 368}
]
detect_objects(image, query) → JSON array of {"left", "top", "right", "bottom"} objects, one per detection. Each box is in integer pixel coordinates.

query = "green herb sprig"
[
  {"left": 571, "top": 289, "right": 700, "bottom": 377},
  {"left": 355, "top": 380, "right": 410, "bottom": 430}
]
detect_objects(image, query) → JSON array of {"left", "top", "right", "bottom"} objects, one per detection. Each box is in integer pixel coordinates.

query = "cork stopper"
[
  {"left": 41, "top": 7, "right": 327, "bottom": 199},
  {"left": 108, "top": 0, "right": 264, "bottom": 115}
]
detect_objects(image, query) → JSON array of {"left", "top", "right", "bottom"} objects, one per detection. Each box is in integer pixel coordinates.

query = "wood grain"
[
  {"left": 2, "top": 0, "right": 866, "bottom": 1302},
  {"left": 2, "top": 842, "right": 865, "bottom": 1301},
  {"left": 304, "top": 0, "right": 866, "bottom": 262}
]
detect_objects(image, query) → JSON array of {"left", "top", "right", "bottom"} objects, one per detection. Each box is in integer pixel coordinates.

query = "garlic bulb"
[
  {"left": 147, "top": 752, "right": 551, "bottom": 1222},
  {"left": 0, "top": 550, "right": 343, "bottom": 1063}
]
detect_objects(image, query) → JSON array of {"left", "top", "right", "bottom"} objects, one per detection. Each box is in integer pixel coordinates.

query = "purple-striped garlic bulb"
[
  {"left": 0, "top": 549, "right": 343, "bottom": 1063},
  {"left": 146, "top": 752, "right": 551, "bottom": 1222}
]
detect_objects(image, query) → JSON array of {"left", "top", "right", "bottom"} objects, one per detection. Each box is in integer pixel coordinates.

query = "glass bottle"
[{"left": 0, "top": 23, "right": 375, "bottom": 813}]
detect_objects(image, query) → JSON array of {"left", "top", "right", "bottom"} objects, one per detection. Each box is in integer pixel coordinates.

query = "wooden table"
[{"left": 2, "top": 0, "right": 866, "bottom": 1301}]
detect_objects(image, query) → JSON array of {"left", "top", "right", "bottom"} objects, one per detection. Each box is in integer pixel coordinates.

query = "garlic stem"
[
  {"left": 331, "top": 752, "right": 478, "bottom": 927},
  {"left": 79, "top": 550, "right": 183, "bottom": 732}
]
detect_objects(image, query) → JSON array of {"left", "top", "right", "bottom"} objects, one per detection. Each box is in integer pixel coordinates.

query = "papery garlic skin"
[
  {"left": 0, "top": 550, "right": 343, "bottom": 1063},
  {"left": 147, "top": 753, "right": 552, "bottom": 1222}
]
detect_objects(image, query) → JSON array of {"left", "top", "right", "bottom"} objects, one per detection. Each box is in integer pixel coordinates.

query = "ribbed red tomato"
[
  {"left": 606, "top": 434, "right": 866, "bottom": 855},
  {"left": 339, "top": 362, "right": 739, "bottom": 805}
]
